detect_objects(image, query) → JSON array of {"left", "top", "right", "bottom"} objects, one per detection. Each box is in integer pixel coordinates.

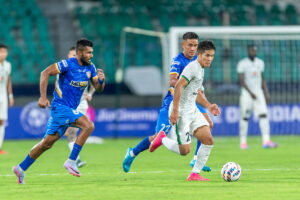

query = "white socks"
[
  {"left": 239, "top": 119, "right": 248, "bottom": 144},
  {"left": 259, "top": 117, "right": 270, "bottom": 144},
  {"left": 192, "top": 144, "right": 213, "bottom": 174},
  {"left": 162, "top": 137, "right": 180, "bottom": 154},
  {"left": 0, "top": 125, "right": 5, "bottom": 149}
]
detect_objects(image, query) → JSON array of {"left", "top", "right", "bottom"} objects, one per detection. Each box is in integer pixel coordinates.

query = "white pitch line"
[{"left": 1, "top": 168, "right": 300, "bottom": 177}]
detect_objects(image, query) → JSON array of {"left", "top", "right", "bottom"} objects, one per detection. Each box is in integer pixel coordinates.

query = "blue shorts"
[
  {"left": 155, "top": 104, "right": 206, "bottom": 135},
  {"left": 44, "top": 104, "right": 83, "bottom": 137}
]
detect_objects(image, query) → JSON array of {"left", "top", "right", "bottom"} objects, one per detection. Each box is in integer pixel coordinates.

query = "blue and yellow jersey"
[
  {"left": 52, "top": 57, "right": 98, "bottom": 109},
  {"left": 161, "top": 52, "right": 197, "bottom": 109}
]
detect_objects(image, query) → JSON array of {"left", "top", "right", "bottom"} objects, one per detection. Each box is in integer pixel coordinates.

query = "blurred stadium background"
[{"left": 3, "top": 0, "right": 300, "bottom": 139}]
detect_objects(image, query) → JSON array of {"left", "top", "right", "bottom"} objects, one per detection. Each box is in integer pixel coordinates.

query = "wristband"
[
  {"left": 9, "top": 94, "right": 13, "bottom": 99},
  {"left": 97, "top": 78, "right": 105, "bottom": 85}
]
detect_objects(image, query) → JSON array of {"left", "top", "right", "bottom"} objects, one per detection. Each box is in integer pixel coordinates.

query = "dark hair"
[
  {"left": 182, "top": 32, "right": 198, "bottom": 40},
  {"left": 247, "top": 44, "right": 257, "bottom": 49},
  {"left": 197, "top": 40, "right": 216, "bottom": 53},
  {"left": 69, "top": 46, "right": 76, "bottom": 51},
  {"left": 0, "top": 44, "right": 8, "bottom": 49},
  {"left": 76, "top": 38, "right": 93, "bottom": 51}
]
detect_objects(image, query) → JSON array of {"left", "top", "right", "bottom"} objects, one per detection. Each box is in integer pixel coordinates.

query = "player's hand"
[
  {"left": 208, "top": 104, "right": 221, "bottom": 116},
  {"left": 97, "top": 69, "right": 105, "bottom": 81},
  {"left": 250, "top": 92, "right": 256, "bottom": 99},
  {"left": 38, "top": 97, "right": 51, "bottom": 108},
  {"left": 85, "top": 93, "right": 92, "bottom": 101},
  {"left": 9, "top": 98, "right": 14, "bottom": 107},
  {"left": 169, "top": 110, "right": 179, "bottom": 125}
]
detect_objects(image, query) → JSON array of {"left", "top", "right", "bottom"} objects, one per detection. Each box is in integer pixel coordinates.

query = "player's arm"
[
  {"left": 39, "top": 64, "right": 60, "bottom": 108},
  {"left": 86, "top": 83, "right": 96, "bottom": 101},
  {"left": 261, "top": 73, "right": 270, "bottom": 103},
  {"left": 196, "top": 90, "right": 220, "bottom": 116},
  {"left": 91, "top": 69, "right": 105, "bottom": 93},
  {"left": 238, "top": 73, "right": 256, "bottom": 99},
  {"left": 7, "top": 75, "right": 13, "bottom": 107},
  {"left": 169, "top": 77, "right": 188, "bottom": 125}
]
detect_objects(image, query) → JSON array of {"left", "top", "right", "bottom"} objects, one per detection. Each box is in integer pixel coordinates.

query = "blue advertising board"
[{"left": 4, "top": 102, "right": 300, "bottom": 139}]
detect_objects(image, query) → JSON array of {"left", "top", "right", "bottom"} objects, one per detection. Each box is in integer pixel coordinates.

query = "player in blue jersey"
[
  {"left": 12, "top": 39, "right": 106, "bottom": 184},
  {"left": 123, "top": 32, "right": 213, "bottom": 173}
]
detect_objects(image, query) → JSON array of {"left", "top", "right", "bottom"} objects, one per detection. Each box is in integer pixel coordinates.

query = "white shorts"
[
  {"left": 77, "top": 100, "right": 88, "bottom": 115},
  {"left": 0, "top": 98, "right": 8, "bottom": 120},
  {"left": 239, "top": 89, "right": 268, "bottom": 118},
  {"left": 168, "top": 108, "right": 209, "bottom": 145}
]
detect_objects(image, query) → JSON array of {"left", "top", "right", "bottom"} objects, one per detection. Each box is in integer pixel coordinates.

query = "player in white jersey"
[
  {"left": 237, "top": 45, "right": 278, "bottom": 149},
  {"left": 55, "top": 46, "right": 95, "bottom": 167},
  {"left": 151, "top": 40, "right": 220, "bottom": 181},
  {"left": 0, "top": 44, "right": 14, "bottom": 155}
]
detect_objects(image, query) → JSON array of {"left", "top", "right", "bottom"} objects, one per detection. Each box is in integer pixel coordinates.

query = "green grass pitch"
[{"left": 0, "top": 136, "right": 299, "bottom": 200}]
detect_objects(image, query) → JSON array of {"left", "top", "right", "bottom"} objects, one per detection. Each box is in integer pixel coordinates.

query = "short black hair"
[
  {"left": 0, "top": 44, "right": 8, "bottom": 49},
  {"left": 182, "top": 32, "right": 199, "bottom": 40},
  {"left": 197, "top": 40, "right": 216, "bottom": 53},
  {"left": 69, "top": 46, "right": 76, "bottom": 51},
  {"left": 76, "top": 38, "right": 93, "bottom": 51},
  {"left": 247, "top": 44, "right": 257, "bottom": 49}
]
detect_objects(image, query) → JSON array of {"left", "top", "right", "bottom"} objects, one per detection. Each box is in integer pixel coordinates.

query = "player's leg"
[
  {"left": 187, "top": 125, "right": 213, "bottom": 181},
  {"left": 0, "top": 100, "right": 8, "bottom": 154},
  {"left": 255, "top": 94, "right": 278, "bottom": 148},
  {"left": 123, "top": 107, "right": 170, "bottom": 172},
  {"left": 66, "top": 127, "right": 86, "bottom": 168},
  {"left": 12, "top": 133, "right": 60, "bottom": 184},
  {"left": 64, "top": 115, "right": 93, "bottom": 176},
  {"left": 190, "top": 112, "right": 212, "bottom": 171},
  {"left": 239, "top": 91, "right": 252, "bottom": 149}
]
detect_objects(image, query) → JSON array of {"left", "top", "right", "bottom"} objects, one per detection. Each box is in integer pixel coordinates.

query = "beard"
[{"left": 80, "top": 57, "right": 90, "bottom": 66}]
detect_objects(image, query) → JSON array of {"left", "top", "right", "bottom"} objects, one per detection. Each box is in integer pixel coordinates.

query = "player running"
[
  {"left": 12, "top": 38, "right": 105, "bottom": 184},
  {"left": 56, "top": 46, "right": 95, "bottom": 168},
  {"left": 237, "top": 44, "right": 278, "bottom": 149},
  {"left": 150, "top": 40, "right": 220, "bottom": 181},
  {"left": 123, "top": 32, "right": 212, "bottom": 173},
  {"left": 0, "top": 44, "right": 14, "bottom": 155}
]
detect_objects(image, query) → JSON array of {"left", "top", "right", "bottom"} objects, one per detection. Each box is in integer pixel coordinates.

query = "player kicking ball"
[
  {"left": 12, "top": 39, "right": 105, "bottom": 184},
  {"left": 150, "top": 40, "right": 220, "bottom": 181}
]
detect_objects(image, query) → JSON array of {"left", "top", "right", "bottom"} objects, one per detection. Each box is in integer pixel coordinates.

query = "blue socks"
[
  {"left": 194, "top": 140, "right": 201, "bottom": 156},
  {"left": 132, "top": 137, "right": 150, "bottom": 156},
  {"left": 19, "top": 154, "right": 36, "bottom": 171},
  {"left": 69, "top": 143, "right": 82, "bottom": 161}
]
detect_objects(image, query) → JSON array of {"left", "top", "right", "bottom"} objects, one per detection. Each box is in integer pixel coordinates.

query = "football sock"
[
  {"left": 192, "top": 144, "right": 213, "bottom": 174},
  {"left": 69, "top": 143, "right": 82, "bottom": 161},
  {"left": 19, "top": 154, "right": 36, "bottom": 171},
  {"left": 162, "top": 137, "right": 180, "bottom": 154},
  {"left": 0, "top": 125, "right": 4, "bottom": 149},
  {"left": 68, "top": 142, "right": 75, "bottom": 152},
  {"left": 239, "top": 119, "right": 248, "bottom": 144},
  {"left": 194, "top": 140, "right": 201, "bottom": 156},
  {"left": 259, "top": 117, "right": 270, "bottom": 144},
  {"left": 132, "top": 137, "right": 150, "bottom": 156}
]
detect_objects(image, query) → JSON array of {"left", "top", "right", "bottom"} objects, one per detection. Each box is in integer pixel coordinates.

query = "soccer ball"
[{"left": 221, "top": 162, "right": 241, "bottom": 182}]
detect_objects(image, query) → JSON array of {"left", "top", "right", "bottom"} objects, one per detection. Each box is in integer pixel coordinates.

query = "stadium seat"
[{"left": 285, "top": 4, "right": 298, "bottom": 25}]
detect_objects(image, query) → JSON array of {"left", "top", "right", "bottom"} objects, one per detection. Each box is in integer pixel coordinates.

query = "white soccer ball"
[{"left": 221, "top": 162, "right": 242, "bottom": 182}]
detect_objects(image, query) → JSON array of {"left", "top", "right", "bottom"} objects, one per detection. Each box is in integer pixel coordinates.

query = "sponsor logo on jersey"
[
  {"left": 72, "top": 109, "right": 79, "bottom": 115},
  {"left": 171, "top": 60, "right": 180, "bottom": 66},
  {"left": 86, "top": 71, "right": 91, "bottom": 79},
  {"left": 20, "top": 101, "right": 50, "bottom": 136},
  {"left": 70, "top": 80, "right": 88, "bottom": 88},
  {"left": 62, "top": 60, "right": 68, "bottom": 67}
]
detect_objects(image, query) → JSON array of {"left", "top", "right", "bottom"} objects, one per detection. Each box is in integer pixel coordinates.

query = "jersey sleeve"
[
  {"left": 8, "top": 62, "right": 11, "bottom": 75},
  {"left": 90, "top": 63, "right": 98, "bottom": 81},
  {"left": 237, "top": 60, "right": 244, "bottom": 73},
  {"left": 169, "top": 58, "right": 181, "bottom": 76},
  {"left": 261, "top": 60, "right": 265, "bottom": 72},
  {"left": 181, "top": 63, "right": 196, "bottom": 84},
  {"left": 55, "top": 59, "right": 69, "bottom": 74}
]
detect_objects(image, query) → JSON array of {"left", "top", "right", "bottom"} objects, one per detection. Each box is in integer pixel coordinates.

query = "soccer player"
[
  {"left": 0, "top": 44, "right": 14, "bottom": 155},
  {"left": 150, "top": 40, "right": 220, "bottom": 181},
  {"left": 237, "top": 45, "right": 278, "bottom": 149},
  {"left": 123, "top": 32, "right": 211, "bottom": 172},
  {"left": 55, "top": 46, "right": 95, "bottom": 168},
  {"left": 12, "top": 38, "right": 105, "bottom": 184}
]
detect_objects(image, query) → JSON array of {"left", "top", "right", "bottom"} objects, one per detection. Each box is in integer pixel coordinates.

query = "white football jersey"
[
  {"left": 237, "top": 57, "right": 264, "bottom": 94},
  {"left": 0, "top": 60, "right": 11, "bottom": 99},
  {"left": 176, "top": 59, "right": 205, "bottom": 114}
]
